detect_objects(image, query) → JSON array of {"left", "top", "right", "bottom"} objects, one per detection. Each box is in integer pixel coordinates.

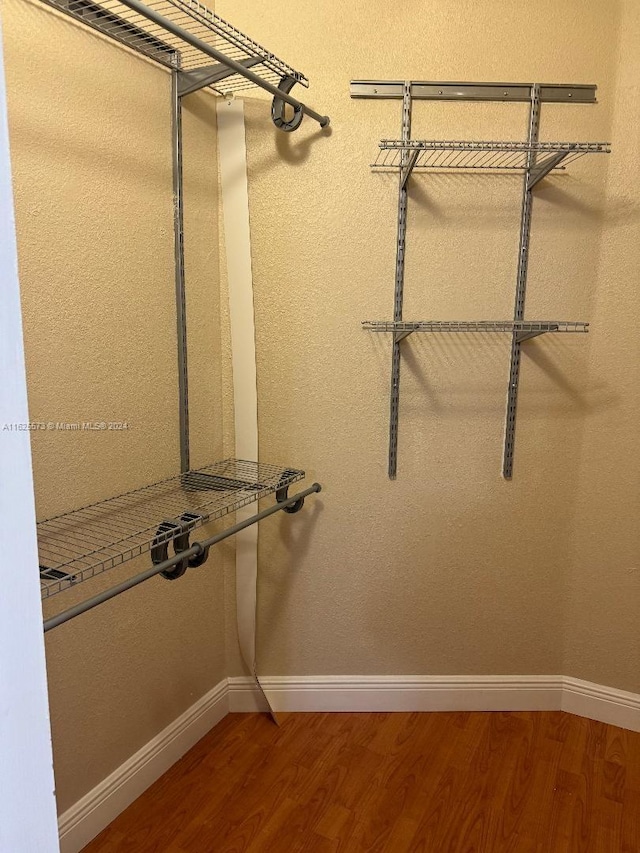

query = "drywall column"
[
  {"left": 0, "top": 20, "right": 60, "bottom": 851},
  {"left": 217, "top": 98, "right": 276, "bottom": 717}
]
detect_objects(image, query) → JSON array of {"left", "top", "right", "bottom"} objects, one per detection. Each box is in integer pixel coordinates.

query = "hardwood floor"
[{"left": 82, "top": 711, "right": 640, "bottom": 852}]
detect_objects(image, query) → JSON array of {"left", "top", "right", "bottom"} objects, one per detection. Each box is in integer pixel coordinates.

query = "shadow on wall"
[
  {"left": 275, "top": 122, "right": 333, "bottom": 166},
  {"left": 237, "top": 96, "right": 332, "bottom": 175},
  {"left": 257, "top": 493, "right": 324, "bottom": 670},
  {"left": 364, "top": 332, "right": 617, "bottom": 418},
  {"left": 535, "top": 180, "right": 640, "bottom": 226}
]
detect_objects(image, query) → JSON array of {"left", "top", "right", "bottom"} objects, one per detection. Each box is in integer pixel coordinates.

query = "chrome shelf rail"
[
  {"left": 353, "top": 79, "right": 609, "bottom": 479},
  {"left": 39, "top": 459, "right": 304, "bottom": 599},
  {"left": 351, "top": 81, "right": 599, "bottom": 103}
]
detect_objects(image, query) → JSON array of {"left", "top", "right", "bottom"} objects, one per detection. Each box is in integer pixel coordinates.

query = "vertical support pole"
[
  {"left": 388, "top": 81, "right": 412, "bottom": 479},
  {"left": 503, "top": 84, "right": 541, "bottom": 479},
  {"left": 171, "top": 67, "right": 190, "bottom": 473}
]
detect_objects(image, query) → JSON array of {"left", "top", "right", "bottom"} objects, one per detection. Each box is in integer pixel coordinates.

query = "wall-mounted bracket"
[
  {"left": 275, "top": 482, "right": 305, "bottom": 513},
  {"left": 503, "top": 84, "right": 541, "bottom": 479},
  {"left": 177, "top": 57, "right": 264, "bottom": 97},
  {"left": 401, "top": 149, "right": 420, "bottom": 189},
  {"left": 515, "top": 327, "right": 556, "bottom": 342},
  {"left": 527, "top": 151, "right": 570, "bottom": 189},
  {"left": 350, "top": 80, "right": 597, "bottom": 103},
  {"left": 394, "top": 328, "right": 416, "bottom": 343}
]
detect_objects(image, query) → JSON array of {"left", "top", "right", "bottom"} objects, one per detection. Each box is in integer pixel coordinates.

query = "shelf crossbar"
[{"left": 351, "top": 80, "right": 599, "bottom": 104}]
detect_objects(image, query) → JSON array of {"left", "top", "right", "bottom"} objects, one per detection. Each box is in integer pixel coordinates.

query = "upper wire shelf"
[
  {"left": 363, "top": 320, "right": 589, "bottom": 342},
  {"left": 42, "top": 0, "right": 308, "bottom": 94},
  {"left": 373, "top": 140, "right": 610, "bottom": 187},
  {"left": 38, "top": 459, "right": 304, "bottom": 599},
  {"left": 363, "top": 320, "right": 589, "bottom": 333}
]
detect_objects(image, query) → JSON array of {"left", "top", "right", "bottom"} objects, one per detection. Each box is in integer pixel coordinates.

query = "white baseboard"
[
  {"left": 58, "top": 679, "right": 228, "bottom": 853},
  {"left": 229, "top": 675, "right": 563, "bottom": 713},
  {"left": 562, "top": 676, "right": 640, "bottom": 733},
  {"left": 59, "top": 673, "right": 640, "bottom": 852}
]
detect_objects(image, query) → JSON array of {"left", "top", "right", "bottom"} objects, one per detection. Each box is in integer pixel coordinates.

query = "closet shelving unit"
[
  {"left": 32, "top": 0, "right": 328, "bottom": 626},
  {"left": 39, "top": 462, "right": 306, "bottom": 599},
  {"left": 351, "top": 80, "right": 610, "bottom": 479}
]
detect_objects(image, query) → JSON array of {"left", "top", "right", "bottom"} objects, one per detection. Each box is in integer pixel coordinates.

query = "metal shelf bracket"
[
  {"left": 527, "top": 151, "right": 570, "bottom": 189},
  {"left": 394, "top": 328, "right": 415, "bottom": 343},
  {"left": 401, "top": 149, "right": 420, "bottom": 189},
  {"left": 515, "top": 327, "right": 555, "bottom": 342}
]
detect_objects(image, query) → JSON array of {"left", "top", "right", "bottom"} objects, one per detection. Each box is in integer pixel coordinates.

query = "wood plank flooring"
[{"left": 82, "top": 711, "right": 640, "bottom": 852}]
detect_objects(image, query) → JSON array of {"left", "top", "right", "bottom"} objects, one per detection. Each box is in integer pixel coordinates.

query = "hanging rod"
[
  {"left": 42, "top": 0, "right": 330, "bottom": 130},
  {"left": 116, "top": 0, "right": 329, "bottom": 128},
  {"left": 43, "top": 482, "right": 321, "bottom": 632}
]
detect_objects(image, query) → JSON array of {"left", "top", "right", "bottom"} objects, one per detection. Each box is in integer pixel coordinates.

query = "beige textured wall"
[
  {"left": 3, "top": 0, "right": 638, "bottom": 818},
  {"left": 566, "top": 0, "right": 640, "bottom": 694},
  {"left": 216, "top": 0, "right": 635, "bottom": 682},
  {"left": 2, "top": 0, "right": 225, "bottom": 812}
]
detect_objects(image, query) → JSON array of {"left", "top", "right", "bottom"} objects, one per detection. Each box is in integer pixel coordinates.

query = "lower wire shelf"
[{"left": 38, "top": 459, "right": 304, "bottom": 599}]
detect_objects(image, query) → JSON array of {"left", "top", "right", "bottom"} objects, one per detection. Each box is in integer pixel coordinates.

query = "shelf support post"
[
  {"left": 171, "top": 66, "right": 190, "bottom": 474},
  {"left": 503, "top": 83, "right": 541, "bottom": 479},
  {"left": 388, "top": 82, "right": 412, "bottom": 479}
]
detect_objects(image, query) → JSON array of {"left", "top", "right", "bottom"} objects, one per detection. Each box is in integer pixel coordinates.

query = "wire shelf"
[
  {"left": 38, "top": 459, "right": 304, "bottom": 599},
  {"left": 372, "top": 140, "right": 610, "bottom": 175},
  {"left": 42, "top": 0, "right": 308, "bottom": 93},
  {"left": 362, "top": 320, "right": 589, "bottom": 333}
]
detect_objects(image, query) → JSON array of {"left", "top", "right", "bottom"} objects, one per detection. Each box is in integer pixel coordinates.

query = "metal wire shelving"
[
  {"left": 26, "top": 0, "right": 326, "bottom": 626},
  {"left": 39, "top": 0, "right": 329, "bottom": 126},
  {"left": 45, "top": 0, "right": 305, "bottom": 93},
  {"left": 363, "top": 320, "right": 589, "bottom": 341},
  {"left": 373, "top": 140, "right": 610, "bottom": 189},
  {"left": 352, "top": 79, "right": 610, "bottom": 479},
  {"left": 39, "top": 460, "right": 304, "bottom": 599}
]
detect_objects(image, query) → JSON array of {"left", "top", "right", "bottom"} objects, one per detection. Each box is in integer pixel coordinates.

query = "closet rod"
[
  {"left": 117, "top": 0, "right": 330, "bottom": 128},
  {"left": 43, "top": 482, "right": 321, "bottom": 633}
]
